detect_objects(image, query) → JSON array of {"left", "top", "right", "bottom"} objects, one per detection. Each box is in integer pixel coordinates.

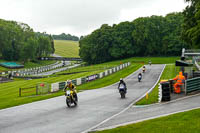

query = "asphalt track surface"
[{"left": 0, "top": 64, "right": 164, "bottom": 133}]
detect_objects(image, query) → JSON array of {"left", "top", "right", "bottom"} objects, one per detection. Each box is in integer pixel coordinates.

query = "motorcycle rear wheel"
[{"left": 120, "top": 92, "right": 125, "bottom": 98}]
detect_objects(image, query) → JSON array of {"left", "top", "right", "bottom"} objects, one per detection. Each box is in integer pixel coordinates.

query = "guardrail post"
[
  {"left": 19, "top": 88, "right": 21, "bottom": 97},
  {"left": 36, "top": 85, "right": 38, "bottom": 95},
  {"left": 185, "top": 80, "right": 187, "bottom": 95}
]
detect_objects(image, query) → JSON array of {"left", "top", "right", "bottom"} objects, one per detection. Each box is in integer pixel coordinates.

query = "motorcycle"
[
  {"left": 119, "top": 84, "right": 126, "bottom": 98},
  {"left": 142, "top": 68, "right": 146, "bottom": 73},
  {"left": 65, "top": 90, "right": 78, "bottom": 107},
  {"left": 138, "top": 74, "right": 142, "bottom": 82}
]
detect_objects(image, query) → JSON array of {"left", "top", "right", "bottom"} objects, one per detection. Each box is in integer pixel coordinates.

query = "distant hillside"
[
  {"left": 36, "top": 32, "right": 79, "bottom": 41},
  {"left": 54, "top": 40, "right": 79, "bottom": 57},
  {"left": 52, "top": 33, "right": 79, "bottom": 41}
]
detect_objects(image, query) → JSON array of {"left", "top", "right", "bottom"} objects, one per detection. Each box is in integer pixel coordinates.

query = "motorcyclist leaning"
[
  {"left": 138, "top": 73, "right": 142, "bottom": 81},
  {"left": 64, "top": 80, "right": 78, "bottom": 100},
  {"left": 142, "top": 66, "right": 146, "bottom": 73},
  {"left": 149, "top": 60, "right": 151, "bottom": 65},
  {"left": 118, "top": 78, "right": 127, "bottom": 93}
]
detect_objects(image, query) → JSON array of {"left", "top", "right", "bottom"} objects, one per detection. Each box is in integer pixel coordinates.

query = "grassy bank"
[
  {"left": 95, "top": 108, "right": 200, "bottom": 133},
  {"left": 136, "top": 64, "right": 176, "bottom": 105},
  {"left": 129, "top": 57, "right": 179, "bottom": 64},
  {"left": 54, "top": 40, "right": 79, "bottom": 57}
]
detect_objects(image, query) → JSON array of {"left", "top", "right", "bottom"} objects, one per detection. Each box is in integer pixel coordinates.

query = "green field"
[
  {"left": 136, "top": 64, "right": 176, "bottom": 105},
  {"left": 54, "top": 40, "right": 79, "bottom": 57},
  {"left": 95, "top": 108, "right": 200, "bottom": 133}
]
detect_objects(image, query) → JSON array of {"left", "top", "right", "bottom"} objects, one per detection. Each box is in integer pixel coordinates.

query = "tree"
[
  {"left": 0, "top": 18, "right": 54, "bottom": 61},
  {"left": 182, "top": 0, "right": 200, "bottom": 48},
  {"left": 79, "top": 13, "right": 187, "bottom": 64}
]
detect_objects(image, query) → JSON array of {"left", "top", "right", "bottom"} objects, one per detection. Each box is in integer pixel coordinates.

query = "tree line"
[
  {"left": 182, "top": 0, "right": 200, "bottom": 49},
  {"left": 0, "top": 19, "right": 55, "bottom": 62},
  {"left": 79, "top": 12, "right": 189, "bottom": 64},
  {"left": 52, "top": 33, "right": 79, "bottom": 41}
]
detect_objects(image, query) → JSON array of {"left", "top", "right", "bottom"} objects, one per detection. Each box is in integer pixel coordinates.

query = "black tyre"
[
  {"left": 74, "top": 94, "right": 78, "bottom": 102},
  {"left": 66, "top": 98, "right": 71, "bottom": 107},
  {"left": 74, "top": 100, "right": 77, "bottom": 106},
  {"left": 120, "top": 92, "right": 125, "bottom": 98}
]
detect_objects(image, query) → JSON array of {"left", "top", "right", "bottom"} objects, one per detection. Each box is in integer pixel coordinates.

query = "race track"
[{"left": 0, "top": 65, "right": 164, "bottom": 133}]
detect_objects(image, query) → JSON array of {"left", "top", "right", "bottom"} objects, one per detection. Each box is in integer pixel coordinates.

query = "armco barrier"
[
  {"left": 185, "top": 77, "right": 200, "bottom": 94},
  {"left": 51, "top": 83, "right": 59, "bottom": 92},
  {"left": 51, "top": 62, "right": 131, "bottom": 92},
  {"left": 99, "top": 72, "right": 103, "bottom": 78},
  {"left": 72, "top": 79, "right": 77, "bottom": 85},
  {"left": 81, "top": 77, "right": 87, "bottom": 84},
  {"left": 59, "top": 82, "right": 66, "bottom": 90},
  {"left": 77, "top": 78, "right": 82, "bottom": 85}
]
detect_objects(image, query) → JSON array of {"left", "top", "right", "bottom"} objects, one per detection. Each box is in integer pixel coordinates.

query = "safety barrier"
[
  {"left": 0, "top": 61, "right": 70, "bottom": 77},
  {"left": 158, "top": 81, "right": 171, "bottom": 102},
  {"left": 194, "top": 60, "right": 200, "bottom": 71},
  {"left": 19, "top": 82, "right": 50, "bottom": 97},
  {"left": 185, "top": 77, "right": 200, "bottom": 94},
  {"left": 51, "top": 62, "right": 131, "bottom": 92}
]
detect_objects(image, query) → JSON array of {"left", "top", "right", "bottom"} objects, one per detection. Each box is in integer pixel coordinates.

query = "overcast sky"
[{"left": 0, "top": 0, "right": 188, "bottom": 37}]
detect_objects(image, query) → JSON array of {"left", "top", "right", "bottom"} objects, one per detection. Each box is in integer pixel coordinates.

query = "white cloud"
[{"left": 0, "top": 0, "right": 188, "bottom": 37}]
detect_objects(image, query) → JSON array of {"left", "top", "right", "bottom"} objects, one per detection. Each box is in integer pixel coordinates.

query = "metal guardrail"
[
  {"left": 38, "top": 57, "right": 82, "bottom": 61},
  {"left": 51, "top": 62, "right": 131, "bottom": 92},
  {"left": 185, "top": 77, "right": 200, "bottom": 94},
  {"left": 182, "top": 48, "right": 200, "bottom": 56}
]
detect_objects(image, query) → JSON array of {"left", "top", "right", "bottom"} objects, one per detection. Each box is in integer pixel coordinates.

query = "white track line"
[{"left": 82, "top": 64, "right": 166, "bottom": 133}]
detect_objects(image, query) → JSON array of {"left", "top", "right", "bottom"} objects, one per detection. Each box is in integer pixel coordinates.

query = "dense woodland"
[
  {"left": 0, "top": 19, "right": 55, "bottom": 62},
  {"left": 79, "top": 0, "right": 200, "bottom": 64}
]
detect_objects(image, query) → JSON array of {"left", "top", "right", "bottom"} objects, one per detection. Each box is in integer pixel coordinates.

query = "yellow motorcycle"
[{"left": 65, "top": 90, "right": 78, "bottom": 107}]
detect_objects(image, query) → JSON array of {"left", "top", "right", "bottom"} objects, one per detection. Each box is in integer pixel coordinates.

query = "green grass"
[
  {"left": 136, "top": 64, "right": 176, "bottom": 105},
  {"left": 129, "top": 57, "right": 179, "bottom": 64},
  {"left": 95, "top": 108, "right": 200, "bottom": 133},
  {"left": 54, "top": 40, "right": 79, "bottom": 57}
]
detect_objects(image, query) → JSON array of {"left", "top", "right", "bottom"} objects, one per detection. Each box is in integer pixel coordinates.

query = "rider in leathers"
[{"left": 118, "top": 78, "right": 127, "bottom": 93}]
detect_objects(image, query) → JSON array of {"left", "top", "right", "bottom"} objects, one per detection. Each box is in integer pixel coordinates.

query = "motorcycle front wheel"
[{"left": 66, "top": 98, "right": 72, "bottom": 107}]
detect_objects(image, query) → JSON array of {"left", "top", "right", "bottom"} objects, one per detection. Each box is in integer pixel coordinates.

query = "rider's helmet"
[
  {"left": 67, "top": 80, "right": 72, "bottom": 85},
  {"left": 120, "top": 78, "right": 124, "bottom": 83}
]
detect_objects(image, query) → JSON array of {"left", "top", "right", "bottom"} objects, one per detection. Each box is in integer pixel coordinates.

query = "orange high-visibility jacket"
[{"left": 173, "top": 72, "right": 185, "bottom": 84}]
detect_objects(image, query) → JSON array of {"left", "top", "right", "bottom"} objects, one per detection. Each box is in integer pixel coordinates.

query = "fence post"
[
  {"left": 185, "top": 80, "right": 187, "bottom": 95},
  {"left": 19, "top": 88, "right": 21, "bottom": 97},
  {"left": 36, "top": 85, "right": 38, "bottom": 95}
]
